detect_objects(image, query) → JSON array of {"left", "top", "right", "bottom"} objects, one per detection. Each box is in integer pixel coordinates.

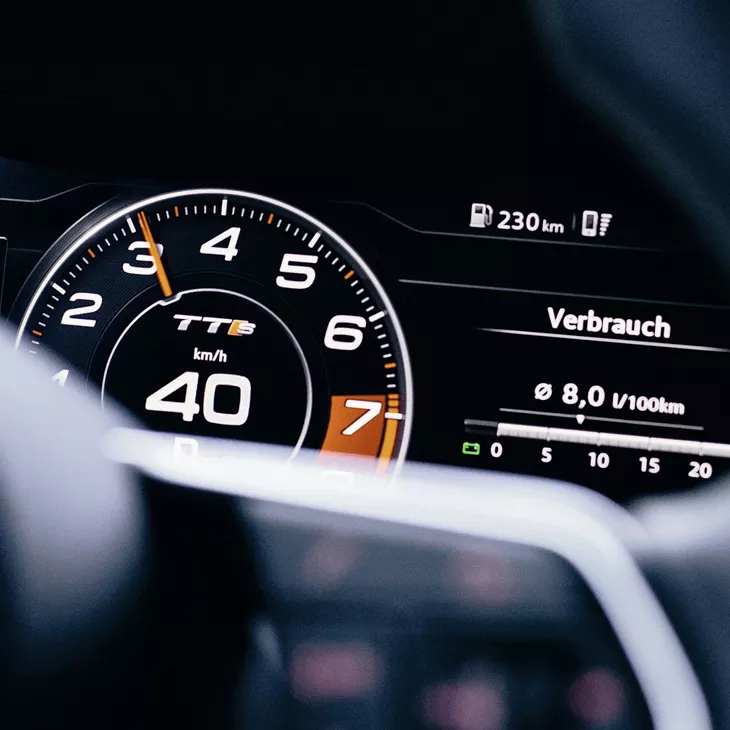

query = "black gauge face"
[{"left": 13, "top": 189, "right": 412, "bottom": 473}]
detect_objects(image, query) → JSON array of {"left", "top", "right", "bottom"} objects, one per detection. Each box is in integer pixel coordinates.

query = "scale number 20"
[{"left": 689, "top": 461, "right": 713, "bottom": 479}]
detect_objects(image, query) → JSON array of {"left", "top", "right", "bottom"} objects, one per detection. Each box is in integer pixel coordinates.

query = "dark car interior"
[{"left": 3, "top": 2, "right": 730, "bottom": 728}]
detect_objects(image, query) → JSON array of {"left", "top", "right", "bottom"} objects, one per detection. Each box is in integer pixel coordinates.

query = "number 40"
[{"left": 145, "top": 371, "right": 251, "bottom": 426}]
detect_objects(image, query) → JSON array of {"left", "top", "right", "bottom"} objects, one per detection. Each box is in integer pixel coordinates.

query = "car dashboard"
[
  {"left": 6, "top": 8, "right": 730, "bottom": 729},
  {"left": 0, "top": 39, "right": 728, "bottom": 503},
  {"left": 0, "top": 52, "right": 730, "bottom": 502},
  {"left": 0, "top": 162, "right": 725, "bottom": 501}
]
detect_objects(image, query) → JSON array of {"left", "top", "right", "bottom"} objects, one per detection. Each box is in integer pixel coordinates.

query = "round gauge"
[{"left": 13, "top": 189, "right": 412, "bottom": 474}]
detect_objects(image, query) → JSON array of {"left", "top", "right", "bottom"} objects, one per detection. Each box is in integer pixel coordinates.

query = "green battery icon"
[{"left": 462, "top": 442, "right": 481, "bottom": 456}]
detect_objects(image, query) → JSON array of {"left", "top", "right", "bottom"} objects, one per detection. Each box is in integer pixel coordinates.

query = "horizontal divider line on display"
[
  {"left": 399, "top": 278, "right": 730, "bottom": 310},
  {"left": 478, "top": 328, "right": 730, "bottom": 352}
]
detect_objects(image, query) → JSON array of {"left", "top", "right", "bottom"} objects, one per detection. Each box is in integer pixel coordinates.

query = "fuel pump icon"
[{"left": 469, "top": 203, "right": 493, "bottom": 228}]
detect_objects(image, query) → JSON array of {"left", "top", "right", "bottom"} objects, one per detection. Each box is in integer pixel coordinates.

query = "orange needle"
[{"left": 137, "top": 210, "right": 173, "bottom": 298}]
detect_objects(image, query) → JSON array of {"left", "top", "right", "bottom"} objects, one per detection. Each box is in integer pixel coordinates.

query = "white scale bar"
[{"left": 495, "top": 421, "right": 730, "bottom": 458}]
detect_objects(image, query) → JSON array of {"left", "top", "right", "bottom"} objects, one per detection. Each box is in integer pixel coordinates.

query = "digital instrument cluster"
[
  {"left": 10, "top": 188, "right": 411, "bottom": 475},
  {"left": 1, "top": 173, "right": 726, "bottom": 501}
]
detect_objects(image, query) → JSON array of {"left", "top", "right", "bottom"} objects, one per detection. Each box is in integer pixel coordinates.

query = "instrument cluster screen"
[
  {"left": 365, "top": 191, "right": 730, "bottom": 501},
  {"left": 1, "top": 173, "right": 726, "bottom": 501}
]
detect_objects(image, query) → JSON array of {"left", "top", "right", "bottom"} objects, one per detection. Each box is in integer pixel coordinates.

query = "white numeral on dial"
[
  {"left": 342, "top": 399, "right": 382, "bottom": 435},
  {"left": 276, "top": 253, "right": 318, "bottom": 289},
  {"left": 60, "top": 293, "right": 103, "bottom": 328},
  {"left": 324, "top": 315, "right": 366, "bottom": 351},
  {"left": 199, "top": 227, "right": 241, "bottom": 261},
  {"left": 52, "top": 369, "right": 69, "bottom": 387},
  {"left": 123, "top": 241, "right": 165, "bottom": 275}
]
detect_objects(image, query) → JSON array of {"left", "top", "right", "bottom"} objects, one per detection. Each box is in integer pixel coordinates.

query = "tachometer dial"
[{"left": 13, "top": 189, "right": 412, "bottom": 473}]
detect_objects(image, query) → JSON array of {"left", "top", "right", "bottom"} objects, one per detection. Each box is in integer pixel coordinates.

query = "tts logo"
[{"left": 173, "top": 314, "right": 257, "bottom": 336}]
